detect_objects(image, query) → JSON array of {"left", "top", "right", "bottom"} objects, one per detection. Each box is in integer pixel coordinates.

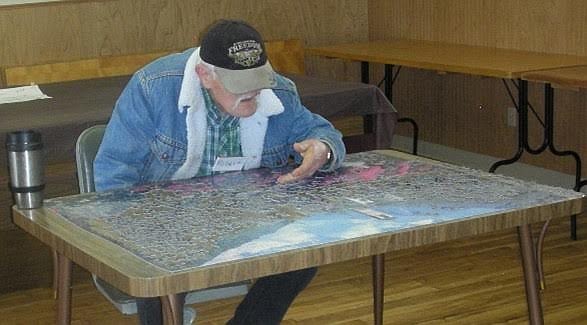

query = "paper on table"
[{"left": 0, "top": 85, "right": 51, "bottom": 105}]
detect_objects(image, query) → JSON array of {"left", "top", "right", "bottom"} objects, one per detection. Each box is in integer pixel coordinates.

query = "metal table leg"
[
  {"left": 56, "top": 253, "right": 73, "bottom": 325},
  {"left": 372, "top": 254, "right": 385, "bottom": 325},
  {"left": 361, "top": 61, "right": 420, "bottom": 155},
  {"left": 162, "top": 293, "right": 185, "bottom": 325},
  {"left": 518, "top": 225, "right": 544, "bottom": 325},
  {"left": 490, "top": 80, "right": 529, "bottom": 172},
  {"left": 491, "top": 81, "right": 583, "bottom": 239}
]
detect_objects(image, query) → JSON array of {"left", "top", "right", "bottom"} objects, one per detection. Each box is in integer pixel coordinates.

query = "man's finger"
[
  {"left": 277, "top": 171, "right": 299, "bottom": 184},
  {"left": 277, "top": 163, "right": 312, "bottom": 183}
]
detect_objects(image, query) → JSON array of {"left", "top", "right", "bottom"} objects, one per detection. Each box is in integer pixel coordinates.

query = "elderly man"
[{"left": 94, "top": 19, "right": 345, "bottom": 324}]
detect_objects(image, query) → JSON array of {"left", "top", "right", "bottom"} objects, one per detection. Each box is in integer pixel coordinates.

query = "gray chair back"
[{"left": 75, "top": 124, "right": 106, "bottom": 194}]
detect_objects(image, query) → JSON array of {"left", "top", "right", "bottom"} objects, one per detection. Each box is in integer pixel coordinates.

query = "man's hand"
[{"left": 277, "top": 139, "right": 331, "bottom": 184}]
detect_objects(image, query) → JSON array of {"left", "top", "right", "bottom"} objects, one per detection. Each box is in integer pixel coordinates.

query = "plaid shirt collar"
[{"left": 197, "top": 88, "right": 242, "bottom": 177}]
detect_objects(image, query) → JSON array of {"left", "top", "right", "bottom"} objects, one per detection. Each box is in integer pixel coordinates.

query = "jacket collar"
[{"left": 177, "top": 47, "right": 284, "bottom": 117}]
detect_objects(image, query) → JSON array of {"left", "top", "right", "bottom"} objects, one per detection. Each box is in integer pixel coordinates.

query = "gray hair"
[{"left": 199, "top": 59, "right": 218, "bottom": 80}]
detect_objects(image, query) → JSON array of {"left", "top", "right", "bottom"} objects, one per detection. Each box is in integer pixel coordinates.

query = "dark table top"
[{"left": 1, "top": 74, "right": 396, "bottom": 167}]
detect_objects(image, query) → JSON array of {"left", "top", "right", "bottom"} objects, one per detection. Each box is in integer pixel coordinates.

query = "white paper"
[
  {"left": 353, "top": 208, "right": 395, "bottom": 220},
  {"left": 0, "top": 85, "right": 51, "bottom": 105},
  {"left": 0, "top": 1, "right": 62, "bottom": 6}
]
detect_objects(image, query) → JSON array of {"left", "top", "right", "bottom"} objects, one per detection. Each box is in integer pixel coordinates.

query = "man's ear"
[{"left": 196, "top": 64, "right": 212, "bottom": 88}]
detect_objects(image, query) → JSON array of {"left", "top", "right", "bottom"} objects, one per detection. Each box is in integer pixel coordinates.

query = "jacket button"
[{"left": 161, "top": 153, "right": 169, "bottom": 160}]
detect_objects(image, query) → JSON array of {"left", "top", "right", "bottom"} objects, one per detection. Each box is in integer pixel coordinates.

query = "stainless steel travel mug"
[{"left": 6, "top": 130, "right": 45, "bottom": 209}]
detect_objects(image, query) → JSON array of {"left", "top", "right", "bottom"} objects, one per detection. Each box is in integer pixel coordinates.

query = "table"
[
  {"left": 307, "top": 39, "right": 587, "bottom": 237},
  {"left": 522, "top": 65, "right": 587, "bottom": 89},
  {"left": 287, "top": 74, "right": 396, "bottom": 152},
  {"left": 0, "top": 74, "right": 397, "bottom": 168},
  {"left": 521, "top": 65, "right": 587, "bottom": 237},
  {"left": 12, "top": 150, "right": 585, "bottom": 324}
]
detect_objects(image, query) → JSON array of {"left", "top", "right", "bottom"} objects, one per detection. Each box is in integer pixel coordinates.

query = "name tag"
[{"left": 213, "top": 157, "right": 249, "bottom": 172}]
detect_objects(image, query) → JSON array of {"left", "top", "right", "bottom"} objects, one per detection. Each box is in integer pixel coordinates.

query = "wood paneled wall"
[
  {"left": 369, "top": 0, "right": 587, "bottom": 55},
  {"left": 0, "top": 0, "right": 367, "bottom": 77},
  {"left": 368, "top": 0, "right": 587, "bottom": 176}
]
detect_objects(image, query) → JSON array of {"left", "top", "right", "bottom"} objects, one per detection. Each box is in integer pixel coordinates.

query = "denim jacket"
[{"left": 94, "top": 47, "right": 345, "bottom": 191}]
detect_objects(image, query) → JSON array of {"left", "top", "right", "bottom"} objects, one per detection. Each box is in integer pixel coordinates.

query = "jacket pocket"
[
  {"left": 142, "top": 133, "right": 187, "bottom": 182},
  {"left": 261, "top": 143, "right": 290, "bottom": 168}
]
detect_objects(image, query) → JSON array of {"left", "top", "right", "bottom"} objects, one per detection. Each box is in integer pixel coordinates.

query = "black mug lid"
[{"left": 5, "top": 130, "right": 43, "bottom": 152}]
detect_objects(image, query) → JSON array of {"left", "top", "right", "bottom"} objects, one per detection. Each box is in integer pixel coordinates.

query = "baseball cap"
[{"left": 200, "top": 20, "right": 277, "bottom": 94}]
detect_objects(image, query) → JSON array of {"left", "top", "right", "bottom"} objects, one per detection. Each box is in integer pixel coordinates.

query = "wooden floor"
[{"left": 1, "top": 216, "right": 586, "bottom": 324}]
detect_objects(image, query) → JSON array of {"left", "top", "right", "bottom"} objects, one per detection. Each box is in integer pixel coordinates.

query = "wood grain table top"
[
  {"left": 12, "top": 150, "right": 585, "bottom": 298},
  {"left": 307, "top": 39, "right": 587, "bottom": 79},
  {"left": 521, "top": 65, "right": 587, "bottom": 89}
]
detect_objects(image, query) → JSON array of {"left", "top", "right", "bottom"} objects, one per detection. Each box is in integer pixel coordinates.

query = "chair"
[{"left": 74, "top": 124, "right": 249, "bottom": 315}]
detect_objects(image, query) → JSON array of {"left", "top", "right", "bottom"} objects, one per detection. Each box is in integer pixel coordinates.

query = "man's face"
[{"left": 197, "top": 64, "right": 261, "bottom": 118}]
